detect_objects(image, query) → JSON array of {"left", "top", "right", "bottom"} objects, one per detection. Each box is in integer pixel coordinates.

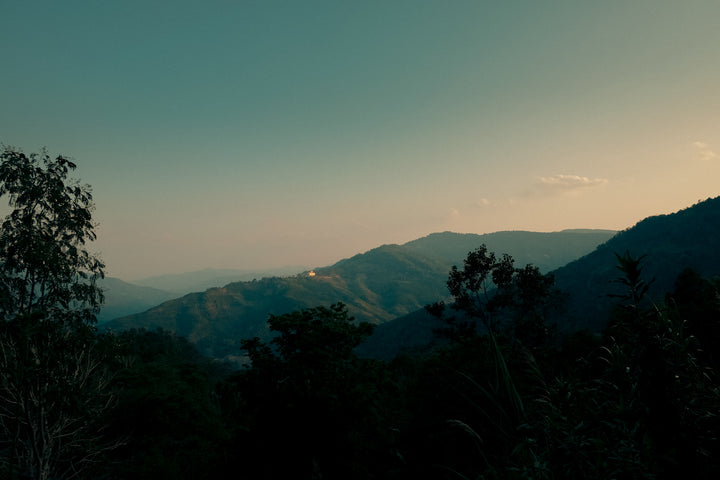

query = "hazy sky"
[{"left": 2, "top": 1, "right": 719, "bottom": 280}]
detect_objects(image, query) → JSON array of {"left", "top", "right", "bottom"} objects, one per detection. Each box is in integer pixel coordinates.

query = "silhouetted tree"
[
  {"left": 431, "top": 244, "right": 557, "bottom": 348},
  {"left": 0, "top": 147, "right": 104, "bottom": 322},
  {"left": 0, "top": 146, "right": 114, "bottom": 480}
]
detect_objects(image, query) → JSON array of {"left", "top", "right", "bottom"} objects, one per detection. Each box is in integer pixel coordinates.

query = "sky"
[{"left": 2, "top": 1, "right": 719, "bottom": 280}]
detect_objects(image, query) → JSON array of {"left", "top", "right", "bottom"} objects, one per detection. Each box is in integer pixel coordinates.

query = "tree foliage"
[
  {"left": 0, "top": 147, "right": 112, "bottom": 480},
  {"left": 0, "top": 146, "right": 104, "bottom": 323},
  {"left": 431, "top": 244, "right": 557, "bottom": 348}
]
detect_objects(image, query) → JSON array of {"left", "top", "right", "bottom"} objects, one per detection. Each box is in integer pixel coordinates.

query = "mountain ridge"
[{"left": 103, "top": 229, "right": 616, "bottom": 360}]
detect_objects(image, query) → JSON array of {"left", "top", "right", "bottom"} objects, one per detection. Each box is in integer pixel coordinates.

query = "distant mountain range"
[
  {"left": 102, "top": 196, "right": 720, "bottom": 361},
  {"left": 102, "top": 229, "right": 616, "bottom": 360}
]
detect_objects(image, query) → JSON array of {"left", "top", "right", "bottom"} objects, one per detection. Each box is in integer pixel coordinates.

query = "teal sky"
[{"left": 2, "top": 1, "right": 719, "bottom": 280}]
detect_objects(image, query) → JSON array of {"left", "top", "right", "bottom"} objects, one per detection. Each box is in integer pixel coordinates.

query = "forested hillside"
[{"left": 104, "top": 244, "right": 450, "bottom": 360}]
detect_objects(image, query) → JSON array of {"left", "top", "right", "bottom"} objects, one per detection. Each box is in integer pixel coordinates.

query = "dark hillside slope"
[{"left": 553, "top": 196, "right": 720, "bottom": 332}]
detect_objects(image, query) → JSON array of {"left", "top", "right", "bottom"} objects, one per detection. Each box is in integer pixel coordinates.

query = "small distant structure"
[{"left": 307, "top": 270, "right": 316, "bottom": 277}]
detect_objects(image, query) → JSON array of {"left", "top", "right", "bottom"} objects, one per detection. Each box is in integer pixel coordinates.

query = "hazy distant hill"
[
  {"left": 361, "top": 196, "right": 720, "bottom": 358},
  {"left": 103, "top": 229, "right": 615, "bottom": 360},
  {"left": 97, "top": 277, "right": 176, "bottom": 323},
  {"left": 132, "top": 266, "right": 306, "bottom": 295}
]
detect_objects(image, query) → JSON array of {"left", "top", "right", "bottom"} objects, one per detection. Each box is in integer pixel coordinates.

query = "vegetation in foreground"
[{"left": 2, "top": 147, "right": 720, "bottom": 479}]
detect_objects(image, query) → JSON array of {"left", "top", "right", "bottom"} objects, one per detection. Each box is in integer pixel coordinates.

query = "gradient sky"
[{"left": 2, "top": 1, "right": 719, "bottom": 280}]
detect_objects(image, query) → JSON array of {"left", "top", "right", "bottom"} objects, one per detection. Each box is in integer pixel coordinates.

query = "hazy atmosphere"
[{"left": 2, "top": 0, "right": 719, "bottom": 280}]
